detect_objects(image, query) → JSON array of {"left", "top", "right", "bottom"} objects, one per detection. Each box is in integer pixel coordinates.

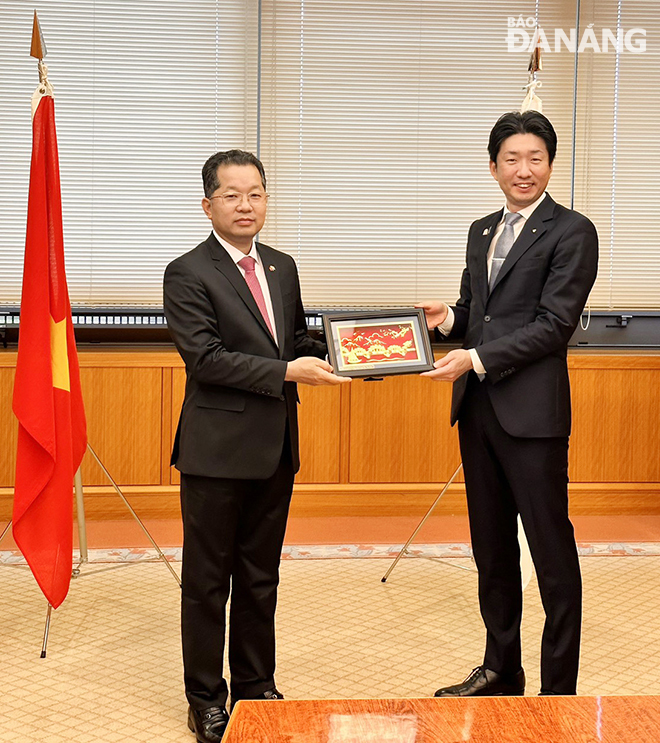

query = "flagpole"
[
  {"left": 73, "top": 468, "right": 88, "bottom": 575},
  {"left": 12, "top": 12, "right": 180, "bottom": 659},
  {"left": 570, "top": 0, "right": 581, "bottom": 211},
  {"left": 40, "top": 605, "right": 53, "bottom": 658}
]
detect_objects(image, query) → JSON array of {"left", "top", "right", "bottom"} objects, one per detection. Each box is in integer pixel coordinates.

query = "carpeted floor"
[{"left": 1, "top": 552, "right": 659, "bottom": 742}]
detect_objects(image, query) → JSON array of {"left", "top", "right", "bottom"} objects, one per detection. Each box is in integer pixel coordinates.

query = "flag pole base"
[
  {"left": 85, "top": 443, "right": 181, "bottom": 587},
  {"left": 33, "top": 441, "right": 181, "bottom": 657},
  {"left": 380, "top": 461, "right": 535, "bottom": 589},
  {"left": 381, "top": 462, "right": 465, "bottom": 582},
  {"left": 40, "top": 603, "right": 53, "bottom": 658},
  {"left": 73, "top": 467, "right": 88, "bottom": 576},
  {"left": 0, "top": 520, "right": 12, "bottom": 545}
]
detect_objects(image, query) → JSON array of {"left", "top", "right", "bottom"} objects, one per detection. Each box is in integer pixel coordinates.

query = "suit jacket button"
[{"left": 484, "top": 315, "right": 491, "bottom": 322}]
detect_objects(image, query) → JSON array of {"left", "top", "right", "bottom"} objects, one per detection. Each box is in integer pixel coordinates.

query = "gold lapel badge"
[
  {"left": 269, "top": 265, "right": 276, "bottom": 272},
  {"left": 482, "top": 228, "right": 491, "bottom": 236}
]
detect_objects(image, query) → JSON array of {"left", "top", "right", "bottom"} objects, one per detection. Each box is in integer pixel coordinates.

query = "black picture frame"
[{"left": 322, "top": 308, "right": 435, "bottom": 378}]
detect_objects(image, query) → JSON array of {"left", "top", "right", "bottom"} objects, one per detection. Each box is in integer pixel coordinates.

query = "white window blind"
[
  {"left": 1, "top": 1, "right": 658, "bottom": 310},
  {"left": 573, "top": 0, "right": 660, "bottom": 309},
  {"left": 258, "top": 0, "right": 578, "bottom": 307},
  {"left": 0, "top": 0, "right": 258, "bottom": 307}
]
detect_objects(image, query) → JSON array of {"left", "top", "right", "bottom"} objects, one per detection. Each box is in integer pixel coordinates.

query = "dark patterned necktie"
[{"left": 489, "top": 211, "right": 523, "bottom": 291}]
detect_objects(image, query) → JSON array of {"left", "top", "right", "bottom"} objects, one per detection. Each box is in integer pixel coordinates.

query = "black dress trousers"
[
  {"left": 457, "top": 372, "right": 582, "bottom": 694},
  {"left": 180, "top": 439, "right": 294, "bottom": 709}
]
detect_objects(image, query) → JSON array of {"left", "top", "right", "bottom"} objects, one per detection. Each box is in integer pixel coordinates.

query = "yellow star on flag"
[{"left": 50, "top": 315, "right": 70, "bottom": 392}]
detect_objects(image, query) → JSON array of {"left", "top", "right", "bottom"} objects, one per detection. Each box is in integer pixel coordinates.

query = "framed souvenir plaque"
[{"left": 322, "top": 308, "right": 435, "bottom": 378}]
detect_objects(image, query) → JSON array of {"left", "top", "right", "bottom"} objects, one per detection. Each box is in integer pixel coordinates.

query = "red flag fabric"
[{"left": 12, "top": 93, "right": 87, "bottom": 609}]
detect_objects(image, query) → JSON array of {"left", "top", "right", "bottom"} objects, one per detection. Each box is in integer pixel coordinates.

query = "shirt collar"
[
  {"left": 213, "top": 230, "right": 259, "bottom": 266},
  {"left": 502, "top": 190, "right": 547, "bottom": 223}
]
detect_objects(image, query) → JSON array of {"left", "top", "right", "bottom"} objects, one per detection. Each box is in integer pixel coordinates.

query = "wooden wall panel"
[
  {"left": 296, "top": 384, "right": 341, "bottom": 483},
  {"left": 170, "top": 368, "right": 186, "bottom": 486},
  {"left": 348, "top": 375, "right": 462, "bottom": 483},
  {"left": 569, "top": 367, "right": 660, "bottom": 482},
  {"left": 2, "top": 350, "right": 660, "bottom": 516},
  {"left": 160, "top": 368, "right": 173, "bottom": 484},
  {"left": 79, "top": 367, "right": 163, "bottom": 486},
  {"left": 0, "top": 368, "right": 18, "bottom": 487}
]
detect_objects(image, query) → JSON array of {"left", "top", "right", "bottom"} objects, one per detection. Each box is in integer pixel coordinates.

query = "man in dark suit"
[
  {"left": 164, "top": 149, "right": 348, "bottom": 743},
  {"left": 417, "top": 111, "right": 598, "bottom": 697}
]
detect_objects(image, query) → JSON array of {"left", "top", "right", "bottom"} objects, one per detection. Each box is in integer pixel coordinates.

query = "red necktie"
[{"left": 238, "top": 256, "right": 275, "bottom": 336}]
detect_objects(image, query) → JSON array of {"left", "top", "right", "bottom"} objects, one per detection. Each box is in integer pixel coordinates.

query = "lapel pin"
[
  {"left": 482, "top": 228, "right": 491, "bottom": 236},
  {"left": 269, "top": 265, "right": 276, "bottom": 272},
  {"left": 532, "top": 228, "right": 537, "bottom": 233}
]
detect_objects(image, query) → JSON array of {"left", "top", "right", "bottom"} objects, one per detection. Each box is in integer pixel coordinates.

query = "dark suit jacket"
[
  {"left": 446, "top": 193, "right": 598, "bottom": 438},
  {"left": 163, "top": 233, "right": 326, "bottom": 479}
]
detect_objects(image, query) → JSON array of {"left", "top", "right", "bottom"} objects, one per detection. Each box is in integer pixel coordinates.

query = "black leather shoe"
[
  {"left": 231, "top": 687, "right": 284, "bottom": 711},
  {"left": 187, "top": 705, "right": 229, "bottom": 743},
  {"left": 434, "top": 666, "right": 525, "bottom": 697},
  {"left": 260, "top": 688, "right": 284, "bottom": 700}
]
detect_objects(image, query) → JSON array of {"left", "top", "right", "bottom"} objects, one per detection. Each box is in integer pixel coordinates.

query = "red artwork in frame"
[
  {"left": 336, "top": 321, "right": 421, "bottom": 366},
  {"left": 322, "top": 309, "right": 435, "bottom": 378}
]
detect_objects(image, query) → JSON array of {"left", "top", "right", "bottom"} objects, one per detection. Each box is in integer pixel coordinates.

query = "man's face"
[
  {"left": 489, "top": 133, "right": 553, "bottom": 212},
  {"left": 202, "top": 163, "right": 268, "bottom": 251}
]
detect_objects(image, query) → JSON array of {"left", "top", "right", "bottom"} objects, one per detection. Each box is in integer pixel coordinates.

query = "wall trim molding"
[{"left": 2, "top": 482, "right": 659, "bottom": 521}]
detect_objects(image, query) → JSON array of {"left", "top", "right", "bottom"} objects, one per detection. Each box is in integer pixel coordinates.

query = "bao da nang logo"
[{"left": 507, "top": 16, "right": 647, "bottom": 53}]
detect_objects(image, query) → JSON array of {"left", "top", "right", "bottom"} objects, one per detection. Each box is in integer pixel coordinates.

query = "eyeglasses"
[{"left": 208, "top": 192, "right": 270, "bottom": 206}]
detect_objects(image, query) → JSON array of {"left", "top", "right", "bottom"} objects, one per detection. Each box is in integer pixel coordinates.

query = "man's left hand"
[{"left": 421, "top": 349, "right": 473, "bottom": 382}]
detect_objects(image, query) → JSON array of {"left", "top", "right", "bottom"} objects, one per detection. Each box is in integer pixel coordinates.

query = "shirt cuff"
[
  {"left": 469, "top": 348, "right": 486, "bottom": 375},
  {"left": 435, "top": 305, "right": 455, "bottom": 336}
]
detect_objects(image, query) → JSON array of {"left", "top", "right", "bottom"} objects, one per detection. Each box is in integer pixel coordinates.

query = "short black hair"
[
  {"left": 488, "top": 111, "right": 557, "bottom": 164},
  {"left": 202, "top": 149, "right": 267, "bottom": 198}
]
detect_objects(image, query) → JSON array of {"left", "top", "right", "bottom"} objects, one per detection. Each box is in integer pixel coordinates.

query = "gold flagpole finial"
[
  {"left": 30, "top": 11, "right": 47, "bottom": 60},
  {"left": 521, "top": 26, "right": 543, "bottom": 113},
  {"left": 30, "top": 11, "right": 54, "bottom": 115},
  {"left": 528, "top": 34, "right": 542, "bottom": 75}
]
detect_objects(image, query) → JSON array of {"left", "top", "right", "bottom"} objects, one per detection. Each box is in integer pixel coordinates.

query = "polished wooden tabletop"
[{"left": 224, "top": 695, "right": 660, "bottom": 743}]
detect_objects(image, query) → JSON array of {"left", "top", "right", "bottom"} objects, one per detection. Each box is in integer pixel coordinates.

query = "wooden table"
[{"left": 224, "top": 696, "right": 660, "bottom": 742}]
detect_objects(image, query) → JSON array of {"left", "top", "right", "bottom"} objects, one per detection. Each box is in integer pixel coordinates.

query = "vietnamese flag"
[{"left": 12, "top": 90, "right": 87, "bottom": 609}]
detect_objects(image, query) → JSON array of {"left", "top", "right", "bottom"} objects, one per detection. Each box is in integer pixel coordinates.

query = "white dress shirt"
[
  {"left": 213, "top": 230, "right": 279, "bottom": 346},
  {"left": 436, "top": 192, "right": 547, "bottom": 375}
]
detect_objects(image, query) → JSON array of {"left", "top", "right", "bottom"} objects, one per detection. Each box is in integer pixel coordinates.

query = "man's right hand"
[
  {"left": 285, "top": 357, "right": 351, "bottom": 386},
  {"left": 415, "top": 300, "right": 449, "bottom": 329}
]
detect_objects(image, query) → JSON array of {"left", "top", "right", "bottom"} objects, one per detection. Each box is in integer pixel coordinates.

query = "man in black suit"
[
  {"left": 418, "top": 111, "right": 598, "bottom": 697},
  {"left": 164, "top": 150, "right": 348, "bottom": 742}
]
